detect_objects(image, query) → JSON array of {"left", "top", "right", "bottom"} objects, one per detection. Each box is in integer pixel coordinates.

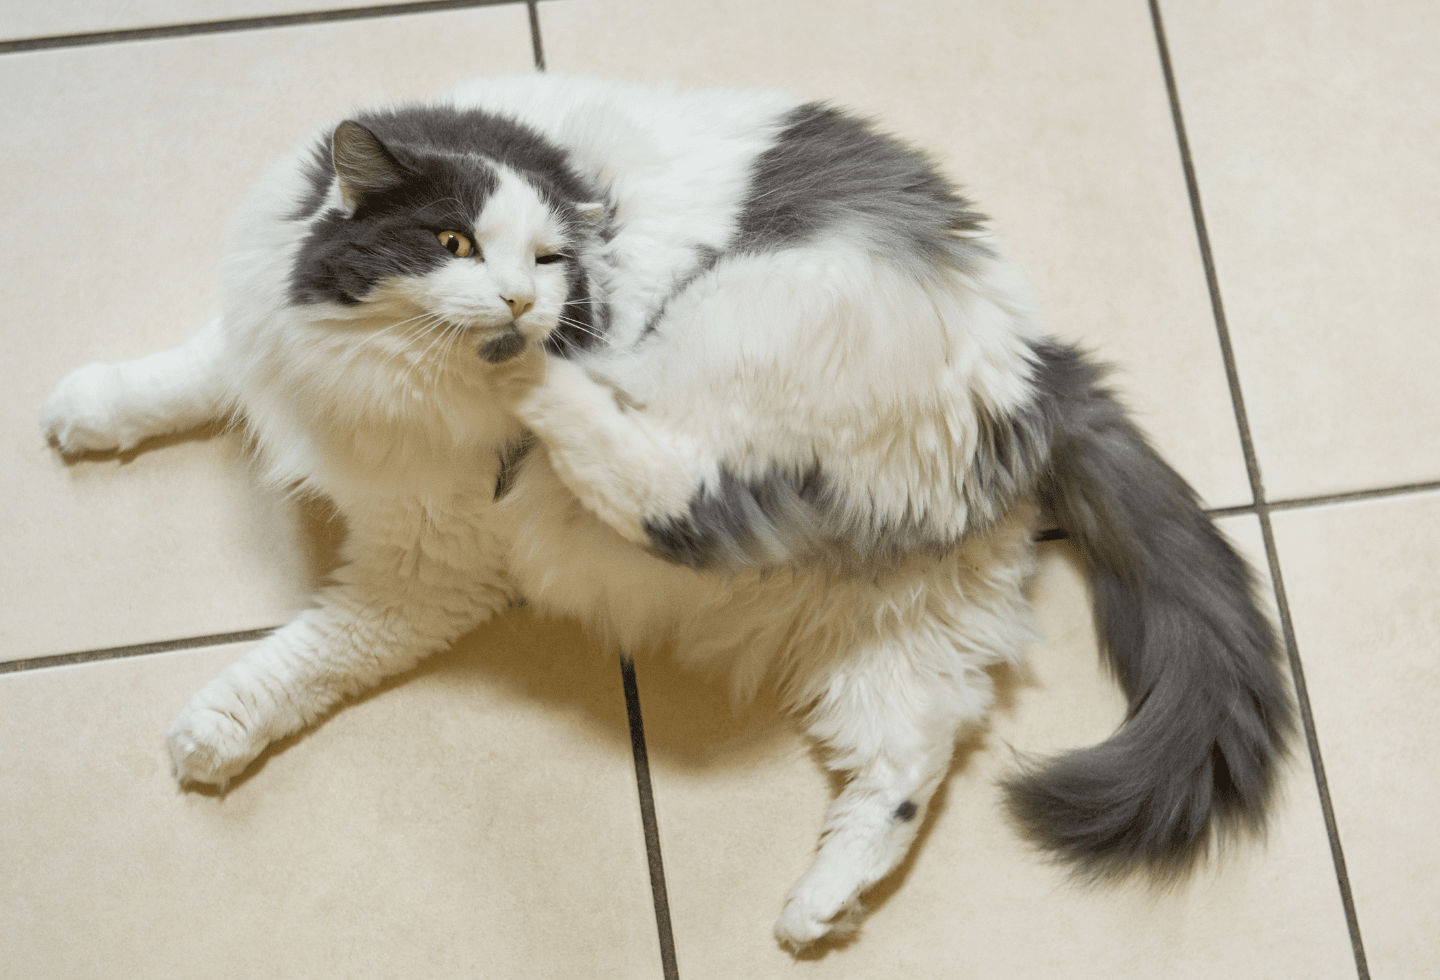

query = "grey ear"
[{"left": 332, "top": 120, "right": 406, "bottom": 209}]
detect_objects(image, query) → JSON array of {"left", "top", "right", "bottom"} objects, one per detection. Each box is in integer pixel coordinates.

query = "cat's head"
[{"left": 289, "top": 106, "right": 609, "bottom": 365}]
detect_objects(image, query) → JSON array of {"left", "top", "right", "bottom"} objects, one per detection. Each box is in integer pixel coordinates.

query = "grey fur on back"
[
  {"left": 1003, "top": 340, "right": 1294, "bottom": 879},
  {"left": 641, "top": 461, "right": 964, "bottom": 572},
  {"left": 734, "top": 103, "right": 988, "bottom": 268}
]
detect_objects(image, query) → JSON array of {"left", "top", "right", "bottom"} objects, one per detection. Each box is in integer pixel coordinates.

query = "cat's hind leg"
[
  {"left": 773, "top": 634, "right": 999, "bottom": 950},
  {"left": 772, "top": 526, "right": 1037, "bottom": 950},
  {"left": 42, "top": 315, "right": 231, "bottom": 454}
]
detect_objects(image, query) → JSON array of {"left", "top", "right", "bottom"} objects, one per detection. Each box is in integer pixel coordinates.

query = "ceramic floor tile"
[
  {"left": 1162, "top": 0, "right": 1440, "bottom": 500},
  {"left": 0, "top": 5, "right": 534, "bottom": 660},
  {"left": 0, "top": 0, "right": 453, "bottom": 42},
  {"left": 632, "top": 515, "right": 1356, "bottom": 976},
  {"left": 1271, "top": 492, "right": 1440, "bottom": 977},
  {"left": 540, "top": 0, "right": 1252, "bottom": 510},
  {"left": 0, "top": 611, "right": 663, "bottom": 979}
]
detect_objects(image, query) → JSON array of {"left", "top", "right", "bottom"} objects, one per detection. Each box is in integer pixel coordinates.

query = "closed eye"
[{"left": 535, "top": 253, "right": 566, "bottom": 265}]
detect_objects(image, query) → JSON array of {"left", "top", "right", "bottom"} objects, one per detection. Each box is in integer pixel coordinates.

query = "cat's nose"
[{"left": 502, "top": 294, "right": 534, "bottom": 318}]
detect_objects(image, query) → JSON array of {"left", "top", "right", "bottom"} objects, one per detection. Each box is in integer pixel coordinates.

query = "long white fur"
[{"left": 42, "top": 73, "right": 1045, "bottom": 950}]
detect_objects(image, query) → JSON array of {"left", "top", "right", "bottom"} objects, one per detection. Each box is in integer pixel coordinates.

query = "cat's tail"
[{"left": 1001, "top": 340, "right": 1294, "bottom": 881}]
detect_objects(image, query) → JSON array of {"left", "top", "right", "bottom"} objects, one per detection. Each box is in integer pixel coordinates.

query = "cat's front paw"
[
  {"left": 42, "top": 362, "right": 139, "bottom": 454},
  {"left": 774, "top": 889, "right": 864, "bottom": 952},
  {"left": 166, "top": 704, "right": 267, "bottom": 788},
  {"left": 488, "top": 342, "right": 549, "bottom": 410}
]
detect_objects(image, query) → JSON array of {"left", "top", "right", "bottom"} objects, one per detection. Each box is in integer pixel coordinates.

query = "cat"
[{"left": 41, "top": 73, "right": 1293, "bottom": 950}]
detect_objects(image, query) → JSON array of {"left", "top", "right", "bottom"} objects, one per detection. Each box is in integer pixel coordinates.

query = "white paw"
[
  {"left": 488, "top": 343, "right": 549, "bottom": 410},
  {"left": 42, "top": 362, "right": 141, "bottom": 454},
  {"left": 166, "top": 704, "right": 268, "bottom": 788},
  {"left": 773, "top": 885, "right": 865, "bottom": 952}
]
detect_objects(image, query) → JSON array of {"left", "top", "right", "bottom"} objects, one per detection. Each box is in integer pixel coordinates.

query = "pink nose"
[{"left": 502, "top": 295, "right": 534, "bottom": 318}]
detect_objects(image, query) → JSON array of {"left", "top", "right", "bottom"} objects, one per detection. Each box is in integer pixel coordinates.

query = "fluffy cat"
[{"left": 42, "top": 73, "right": 1292, "bottom": 950}]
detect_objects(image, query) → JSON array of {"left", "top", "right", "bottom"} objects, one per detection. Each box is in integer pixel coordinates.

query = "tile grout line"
[
  {"left": 619, "top": 657, "right": 681, "bottom": 980},
  {"left": 1204, "top": 478, "right": 1440, "bottom": 523},
  {"left": 526, "top": 0, "right": 545, "bottom": 70},
  {"left": 0, "top": 628, "right": 278, "bottom": 675},
  {"left": 1147, "top": 3, "right": 1370, "bottom": 978},
  {"left": 1042, "top": 478, "right": 1440, "bottom": 540},
  {"left": 0, "top": 0, "right": 530, "bottom": 54},
  {"left": 1265, "top": 479, "right": 1440, "bottom": 512}
]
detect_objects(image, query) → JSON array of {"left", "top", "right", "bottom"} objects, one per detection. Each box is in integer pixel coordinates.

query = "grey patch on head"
[
  {"left": 642, "top": 461, "right": 963, "bottom": 573},
  {"left": 894, "top": 800, "right": 919, "bottom": 823},
  {"left": 287, "top": 104, "right": 613, "bottom": 314},
  {"left": 640, "top": 244, "right": 723, "bottom": 340},
  {"left": 479, "top": 328, "right": 526, "bottom": 363},
  {"left": 733, "top": 103, "right": 988, "bottom": 269},
  {"left": 493, "top": 431, "right": 537, "bottom": 501},
  {"left": 287, "top": 126, "right": 499, "bottom": 307}
]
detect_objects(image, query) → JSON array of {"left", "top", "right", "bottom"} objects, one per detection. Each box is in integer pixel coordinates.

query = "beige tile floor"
[{"left": 2, "top": 1, "right": 1435, "bottom": 977}]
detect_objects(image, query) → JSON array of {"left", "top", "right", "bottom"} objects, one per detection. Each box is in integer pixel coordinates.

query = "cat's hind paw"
[
  {"left": 42, "top": 362, "right": 143, "bottom": 454},
  {"left": 773, "top": 890, "right": 865, "bottom": 953},
  {"left": 166, "top": 704, "right": 267, "bottom": 788}
]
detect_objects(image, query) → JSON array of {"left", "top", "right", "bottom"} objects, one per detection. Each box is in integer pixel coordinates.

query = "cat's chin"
[{"left": 477, "top": 326, "right": 526, "bottom": 363}]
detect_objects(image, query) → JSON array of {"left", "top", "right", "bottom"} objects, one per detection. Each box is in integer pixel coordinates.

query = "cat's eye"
[
  {"left": 535, "top": 253, "right": 565, "bottom": 265},
  {"left": 437, "top": 231, "right": 473, "bottom": 258}
]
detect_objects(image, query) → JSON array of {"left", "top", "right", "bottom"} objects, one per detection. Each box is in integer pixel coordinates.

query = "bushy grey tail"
[{"left": 1001, "top": 340, "right": 1294, "bottom": 881}]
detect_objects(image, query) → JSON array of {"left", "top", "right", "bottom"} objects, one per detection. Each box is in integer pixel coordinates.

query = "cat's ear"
[
  {"left": 576, "top": 202, "right": 607, "bottom": 227},
  {"left": 331, "top": 120, "right": 406, "bottom": 211}
]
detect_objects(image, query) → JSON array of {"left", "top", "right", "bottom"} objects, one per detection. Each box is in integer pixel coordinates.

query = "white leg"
[
  {"left": 774, "top": 636, "right": 1000, "bottom": 950},
  {"left": 167, "top": 527, "right": 512, "bottom": 786},
  {"left": 42, "top": 315, "right": 229, "bottom": 454}
]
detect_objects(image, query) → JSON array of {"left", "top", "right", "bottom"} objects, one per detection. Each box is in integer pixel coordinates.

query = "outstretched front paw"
[
  {"left": 166, "top": 704, "right": 267, "bottom": 788},
  {"left": 42, "top": 362, "right": 138, "bottom": 454}
]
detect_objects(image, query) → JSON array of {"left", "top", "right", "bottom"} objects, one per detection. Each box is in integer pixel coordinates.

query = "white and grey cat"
[{"left": 42, "top": 74, "right": 1292, "bottom": 950}]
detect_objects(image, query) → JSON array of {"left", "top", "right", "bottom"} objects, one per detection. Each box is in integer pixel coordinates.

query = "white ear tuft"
[{"left": 576, "top": 202, "right": 607, "bottom": 226}]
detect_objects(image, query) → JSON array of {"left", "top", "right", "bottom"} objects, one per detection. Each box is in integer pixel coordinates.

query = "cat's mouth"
[{"left": 477, "top": 326, "right": 527, "bottom": 363}]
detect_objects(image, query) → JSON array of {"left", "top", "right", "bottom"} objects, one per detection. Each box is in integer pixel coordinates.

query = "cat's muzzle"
[{"left": 478, "top": 327, "right": 526, "bottom": 363}]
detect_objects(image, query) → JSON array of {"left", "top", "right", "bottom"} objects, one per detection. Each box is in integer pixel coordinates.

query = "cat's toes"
[
  {"left": 773, "top": 889, "right": 864, "bottom": 952},
  {"left": 166, "top": 705, "right": 265, "bottom": 788},
  {"left": 41, "top": 362, "right": 138, "bottom": 454},
  {"left": 507, "top": 353, "right": 591, "bottom": 421}
]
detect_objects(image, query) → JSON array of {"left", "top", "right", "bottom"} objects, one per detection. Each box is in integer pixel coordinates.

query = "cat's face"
[
  {"left": 396, "top": 166, "right": 579, "bottom": 362},
  {"left": 290, "top": 115, "right": 603, "bottom": 369}
]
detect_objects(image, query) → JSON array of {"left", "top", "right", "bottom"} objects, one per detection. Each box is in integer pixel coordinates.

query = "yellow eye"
[{"left": 437, "top": 231, "right": 473, "bottom": 258}]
